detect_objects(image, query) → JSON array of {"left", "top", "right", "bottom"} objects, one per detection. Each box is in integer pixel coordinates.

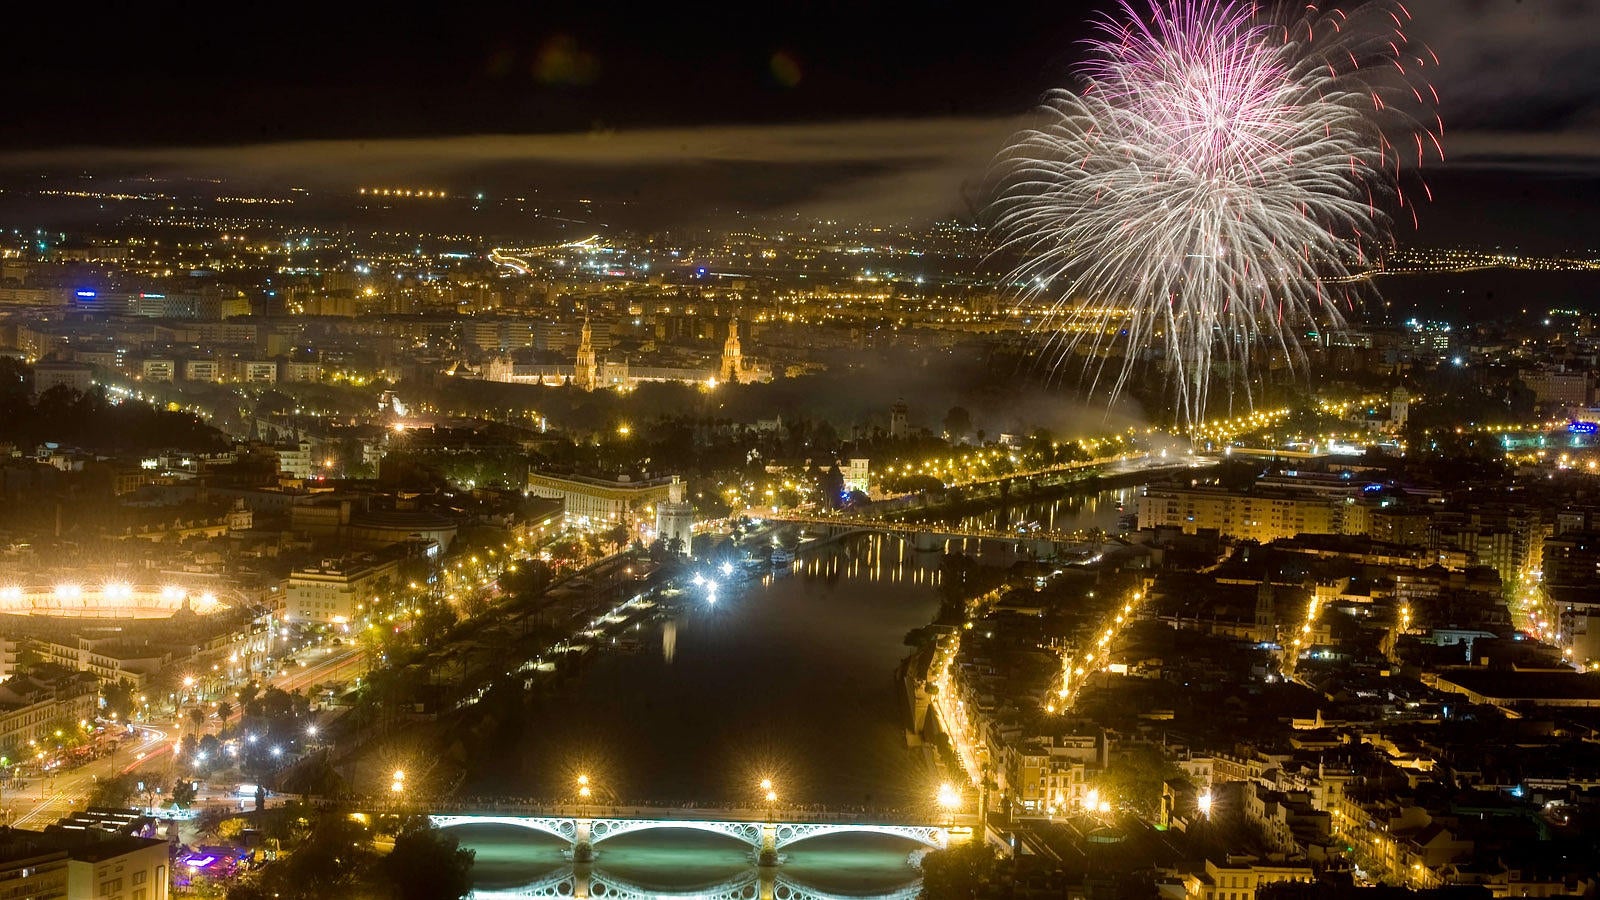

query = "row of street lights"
[{"left": 557, "top": 773, "right": 964, "bottom": 823}]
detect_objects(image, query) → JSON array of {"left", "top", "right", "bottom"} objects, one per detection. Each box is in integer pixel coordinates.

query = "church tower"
[
  {"left": 889, "top": 399, "right": 909, "bottom": 439},
  {"left": 1389, "top": 386, "right": 1410, "bottom": 431},
  {"left": 1255, "top": 580, "right": 1277, "bottom": 641},
  {"left": 574, "top": 316, "right": 597, "bottom": 391},
  {"left": 720, "top": 316, "right": 744, "bottom": 385}
]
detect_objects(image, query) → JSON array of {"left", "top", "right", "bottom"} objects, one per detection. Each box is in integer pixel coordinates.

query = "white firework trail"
[{"left": 991, "top": 0, "right": 1442, "bottom": 431}]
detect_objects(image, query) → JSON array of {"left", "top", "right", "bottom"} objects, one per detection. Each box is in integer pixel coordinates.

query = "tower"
[
  {"left": 1254, "top": 580, "right": 1276, "bottom": 640},
  {"left": 654, "top": 476, "right": 696, "bottom": 556},
  {"left": 889, "top": 399, "right": 909, "bottom": 439},
  {"left": 720, "top": 316, "right": 744, "bottom": 385},
  {"left": 1389, "top": 386, "right": 1410, "bottom": 431},
  {"left": 574, "top": 316, "right": 597, "bottom": 391}
]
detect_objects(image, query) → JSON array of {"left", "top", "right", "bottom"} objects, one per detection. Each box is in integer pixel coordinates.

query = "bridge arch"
[
  {"left": 429, "top": 814, "right": 575, "bottom": 845},
  {"left": 588, "top": 818, "right": 764, "bottom": 850},
  {"left": 774, "top": 822, "right": 947, "bottom": 851}
]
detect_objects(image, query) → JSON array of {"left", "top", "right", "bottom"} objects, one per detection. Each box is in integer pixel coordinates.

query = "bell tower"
[
  {"left": 574, "top": 316, "right": 597, "bottom": 391},
  {"left": 720, "top": 316, "right": 744, "bottom": 384}
]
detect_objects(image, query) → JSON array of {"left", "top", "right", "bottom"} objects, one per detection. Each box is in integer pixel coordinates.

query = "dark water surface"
[
  {"left": 454, "top": 535, "right": 951, "bottom": 894},
  {"left": 465, "top": 534, "right": 946, "bottom": 809}
]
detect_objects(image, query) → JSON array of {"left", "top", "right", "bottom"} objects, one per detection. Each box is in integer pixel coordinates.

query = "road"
[
  {"left": 4, "top": 724, "right": 169, "bottom": 828},
  {"left": 272, "top": 642, "right": 368, "bottom": 694}
]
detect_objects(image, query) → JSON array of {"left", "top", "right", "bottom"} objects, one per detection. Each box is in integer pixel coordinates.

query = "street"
[{"left": 4, "top": 724, "right": 169, "bottom": 828}]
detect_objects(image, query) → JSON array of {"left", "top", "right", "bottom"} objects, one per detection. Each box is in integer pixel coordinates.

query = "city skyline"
[
  {"left": 1, "top": 2, "right": 1598, "bottom": 246},
  {"left": 3, "top": 2, "right": 1600, "bottom": 899}
]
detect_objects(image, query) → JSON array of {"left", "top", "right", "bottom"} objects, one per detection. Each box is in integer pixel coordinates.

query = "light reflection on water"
[
  {"left": 462, "top": 535, "right": 951, "bottom": 892},
  {"left": 956, "top": 486, "right": 1137, "bottom": 535},
  {"left": 460, "top": 825, "right": 926, "bottom": 898}
]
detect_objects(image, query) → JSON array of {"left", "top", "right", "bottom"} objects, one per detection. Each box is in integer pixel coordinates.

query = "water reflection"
[
  {"left": 956, "top": 486, "right": 1136, "bottom": 535},
  {"left": 471, "top": 866, "right": 921, "bottom": 899},
  {"left": 462, "top": 827, "right": 925, "bottom": 899},
  {"left": 468, "top": 535, "right": 945, "bottom": 809}
]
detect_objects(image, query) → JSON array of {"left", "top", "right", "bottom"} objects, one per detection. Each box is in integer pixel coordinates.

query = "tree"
[
  {"left": 171, "top": 779, "right": 198, "bottom": 809},
  {"left": 216, "top": 701, "right": 234, "bottom": 723},
  {"left": 942, "top": 406, "right": 973, "bottom": 442},
  {"left": 255, "top": 810, "right": 376, "bottom": 899},
  {"left": 603, "top": 523, "right": 629, "bottom": 550},
  {"left": 375, "top": 818, "right": 476, "bottom": 900},
  {"left": 102, "top": 680, "right": 136, "bottom": 721},
  {"left": 86, "top": 773, "right": 139, "bottom": 809},
  {"left": 1101, "top": 745, "right": 1186, "bottom": 819},
  {"left": 818, "top": 464, "right": 845, "bottom": 509},
  {"left": 919, "top": 841, "right": 1000, "bottom": 898},
  {"left": 189, "top": 706, "right": 207, "bottom": 729}
]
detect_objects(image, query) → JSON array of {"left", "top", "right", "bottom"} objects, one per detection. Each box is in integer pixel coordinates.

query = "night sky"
[{"left": 5, "top": 1, "right": 1600, "bottom": 245}]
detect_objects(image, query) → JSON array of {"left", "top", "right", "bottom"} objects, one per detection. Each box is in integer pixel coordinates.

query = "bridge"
[
  {"left": 471, "top": 866, "right": 924, "bottom": 900},
  {"left": 939, "top": 452, "right": 1148, "bottom": 491},
  {"left": 758, "top": 513, "right": 1110, "bottom": 559},
  {"left": 430, "top": 805, "right": 966, "bottom": 867}
]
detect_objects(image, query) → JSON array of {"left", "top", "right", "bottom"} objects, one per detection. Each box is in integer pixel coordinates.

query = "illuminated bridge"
[
  {"left": 758, "top": 514, "right": 1110, "bottom": 557},
  {"left": 430, "top": 805, "right": 966, "bottom": 867}
]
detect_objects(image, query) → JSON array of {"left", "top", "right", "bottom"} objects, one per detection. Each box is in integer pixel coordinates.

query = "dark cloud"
[
  {"left": 2, "top": 2, "right": 1597, "bottom": 243},
  {"left": 1412, "top": 0, "right": 1600, "bottom": 171},
  {"left": 0, "top": 119, "right": 1020, "bottom": 226}
]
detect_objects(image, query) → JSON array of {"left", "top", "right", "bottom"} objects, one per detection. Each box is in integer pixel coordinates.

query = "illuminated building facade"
[
  {"left": 526, "top": 471, "right": 676, "bottom": 528},
  {"left": 285, "top": 555, "right": 401, "bottom": 625},
  {"left": 653, "top": 476, "right": 695, "bottom": 554}
]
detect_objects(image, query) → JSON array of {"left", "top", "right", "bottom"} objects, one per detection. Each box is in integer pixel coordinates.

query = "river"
[
  {"left": 956, "top": 485, "right": 1138, "bottom": 535},
  {"left": 454, "top": 534, "right": 952, "bottom": 896}
]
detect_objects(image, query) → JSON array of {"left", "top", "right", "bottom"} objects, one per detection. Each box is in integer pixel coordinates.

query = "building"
[
  {"left": 32, "top": 638, "right": 168, "bottom": 690},
  {"left": 237, "top": 360, "right": 279, "bottom": 383},
  {"left": 526, "top": 471, "right": 676, "bottom": 529},
  {"left": 32, "top": 362, "right": 95, "bottom": 396},
  {"left": 285, "top": 554, "right": 402, "bottom": 625},
  {"left": 0, "top": 822, "right": 169, "bottom": 900},
  {"left": 0, "top": 670, "right": 99, "bottom": 756},
  {"left": 282, "top": 361, "right": 321, "bottom": 383},
  {"left": 1179, "top": 858, "right": 1316, "bottom": 900},
  {"left": 1138, "top": 485, "right": 1344, "bottom": 543},
  {"left": 720, "top": 316, "right": 744, "bottom": 384},
  {"left": 138, "top": 359, "right": 175, "bottom": 383},
  {"left": 574, "top": 317, "right": 597, "bottom": 391},
  {"left": 1522, "top": 367, "right": 1589, "bottom": 408},
  {"left": 842, "top": 458, "right": 871, "bottom": 495},
  {"left": 182, "top": 359, "right": 220, "bottom": 383},
  {"left": 275, "top": 440, "right": 316, "bottom": 480},
  {"left": 0, "top": 841, "right": 67, "bottom": 899},
  {"left": 889, "top": 399, "right": 909, "bottom": 439},
  {"left": 1389, "top": 386, "right": 1410, "bottom": 430},
  {"left": 653, "top": 476, "right": 695, "bottom": 554}
]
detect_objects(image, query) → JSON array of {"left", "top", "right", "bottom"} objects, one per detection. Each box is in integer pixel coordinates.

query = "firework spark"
[{"left": 992, "top": 0, "right": 1440, "bottom": 430}]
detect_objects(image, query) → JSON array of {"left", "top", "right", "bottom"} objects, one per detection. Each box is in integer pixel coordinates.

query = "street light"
[
  {"left": 758, "top": 777, "right": 777, "bottom": 817},
  {"left": 937, "top": 782, "right": 961, "bottom": 825},
  {"left": 576, "top": 773, "right": 591, "bottom": 801},
  {"left": 1198, "top": 790, "right": 1213, "bottom": 819},
  {"left": 391, "top": 769, "right": 406, "bottom": 795}
]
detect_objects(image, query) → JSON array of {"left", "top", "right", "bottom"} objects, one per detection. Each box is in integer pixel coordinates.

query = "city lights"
[{"left": 2, "top": 6, "right": 1594, "bottom": 892}]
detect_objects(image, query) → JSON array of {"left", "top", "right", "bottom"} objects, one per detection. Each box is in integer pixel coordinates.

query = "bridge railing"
[
  {"left": 763, "top": 514, "right": 1109, "bottom": 545},
  {"left": 427, "top": 800, "right": 934, "bottom": 826}
]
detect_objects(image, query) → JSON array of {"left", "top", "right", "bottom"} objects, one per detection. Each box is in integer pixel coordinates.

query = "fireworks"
[{"left": 993, "top": 0, "right": 1441, "bottom": 431}]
